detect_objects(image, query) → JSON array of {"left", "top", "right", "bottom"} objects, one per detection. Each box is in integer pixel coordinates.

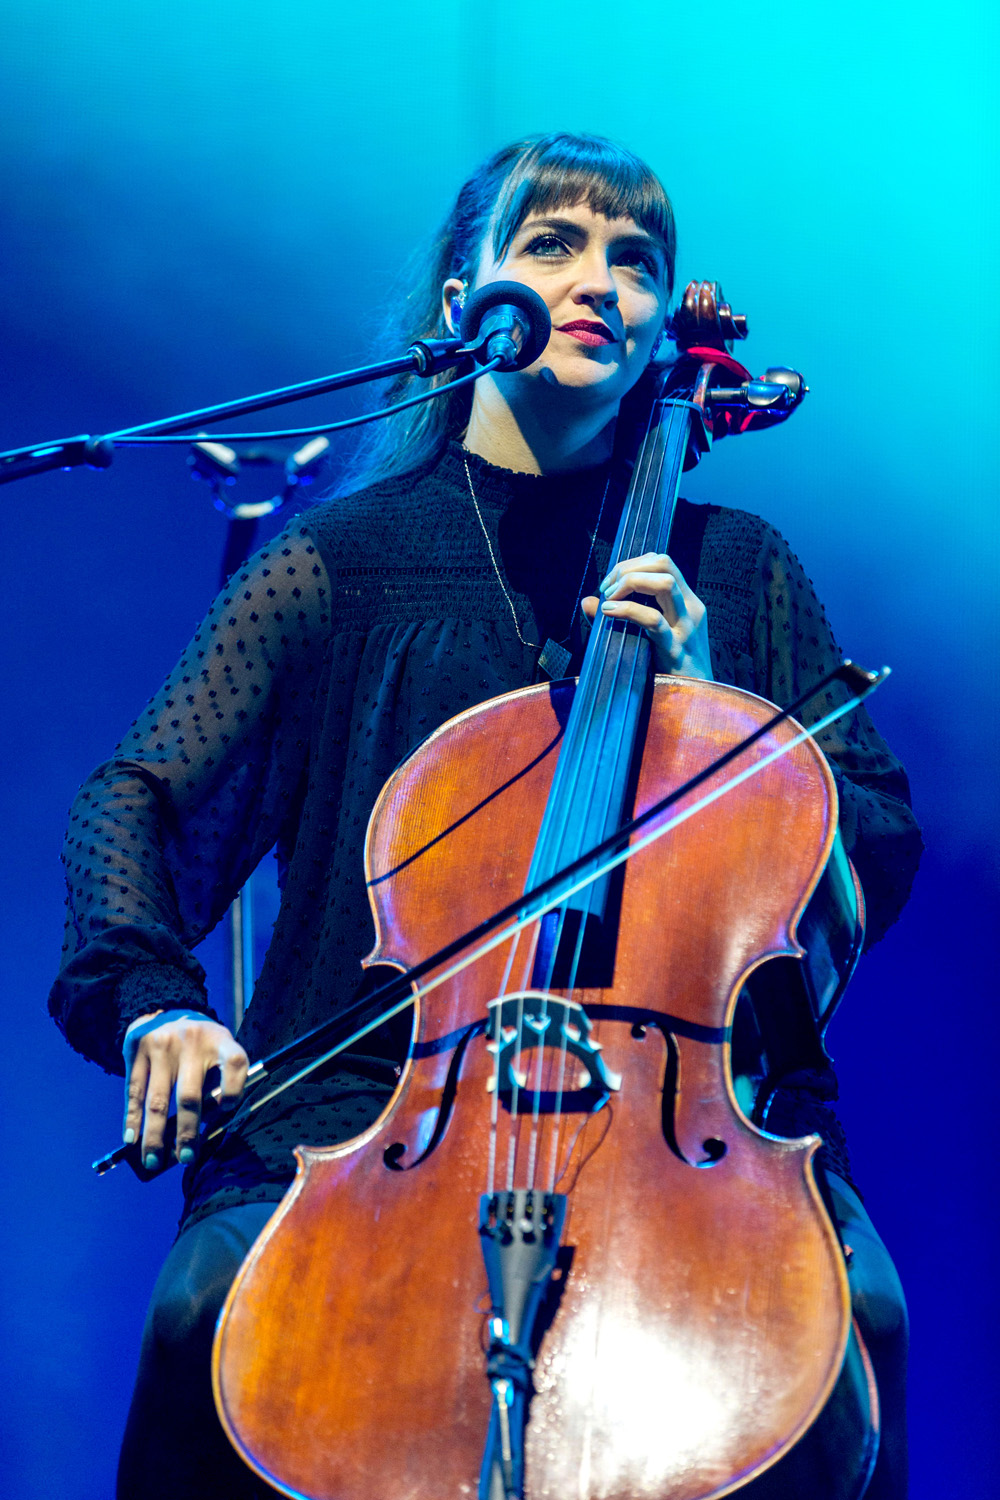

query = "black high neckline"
[{"left": 445, "top": 441, "right": 613, "bottom": 519}]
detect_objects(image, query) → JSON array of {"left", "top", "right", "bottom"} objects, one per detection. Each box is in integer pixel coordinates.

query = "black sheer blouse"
[{"left": 50, "top": 443, "right": 922, "bottom": 1227}]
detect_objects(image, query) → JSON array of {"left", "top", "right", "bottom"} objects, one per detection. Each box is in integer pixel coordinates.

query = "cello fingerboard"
[{"left": 526, "top": 389, "right": 695, "bottom": 982}]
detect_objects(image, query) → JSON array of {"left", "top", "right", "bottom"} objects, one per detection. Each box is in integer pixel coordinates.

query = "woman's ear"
[{"left": 442, "top": 276, "right": 468, "bottom": 336}]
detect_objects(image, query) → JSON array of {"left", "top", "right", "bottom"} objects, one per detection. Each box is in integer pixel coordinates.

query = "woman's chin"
[{"left": 530, "top": 356, "right": 626, "bottom": 398}]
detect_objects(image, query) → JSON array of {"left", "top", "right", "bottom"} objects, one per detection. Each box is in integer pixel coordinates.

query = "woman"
[{"left": 50, "top": 132, "right": 921, "bottom": 1499}]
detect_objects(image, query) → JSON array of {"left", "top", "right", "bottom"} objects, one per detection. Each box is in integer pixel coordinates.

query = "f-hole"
[{"left": 383, "top": 1020, "right": 483, "bottom": 1170}]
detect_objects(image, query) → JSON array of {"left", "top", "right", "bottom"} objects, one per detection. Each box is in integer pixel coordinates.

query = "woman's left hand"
[{"left": 582, "top": 552, "right": 714, "bottom": 680}]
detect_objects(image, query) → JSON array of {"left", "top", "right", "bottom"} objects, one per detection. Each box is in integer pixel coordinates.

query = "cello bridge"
[{"left": 485, "top": 993, "right": 621, "bottom": 1112}]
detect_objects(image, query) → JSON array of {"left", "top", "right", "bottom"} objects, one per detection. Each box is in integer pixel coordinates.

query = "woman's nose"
[{"left": 572, "top": 253, "right": 618, "bottom": 308}]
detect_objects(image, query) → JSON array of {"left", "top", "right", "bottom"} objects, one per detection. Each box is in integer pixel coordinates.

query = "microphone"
[{"left": 459, "top": 281, "right": 551, "bottom": 371}]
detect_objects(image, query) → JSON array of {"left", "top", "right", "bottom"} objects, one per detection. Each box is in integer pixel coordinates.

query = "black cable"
[{"left": 110, "top": 360, "right": 498, "bottom": 446}]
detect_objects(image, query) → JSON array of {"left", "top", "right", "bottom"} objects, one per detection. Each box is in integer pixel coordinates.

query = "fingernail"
[
  {"left": 143, "top": 1152, "right": 159, "bottom": 1171},
  {"left": 601, "top": 601, "right": 619, "bottom": 613},
  {"left": 123, "top": 1128, "right": 135, "bottom": 1145},
  {"left": 178, "top": 1147, "right": 195, "bottom": 1165}
]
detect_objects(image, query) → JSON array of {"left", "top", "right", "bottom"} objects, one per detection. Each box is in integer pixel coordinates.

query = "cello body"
[{"left": 213, "top": 674, "right": 860, "bottom": 1500}]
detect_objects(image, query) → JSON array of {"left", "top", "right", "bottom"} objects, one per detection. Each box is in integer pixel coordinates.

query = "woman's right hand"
[{"left": 123, "top": 1011, "right": 249, "bottom": 1171}]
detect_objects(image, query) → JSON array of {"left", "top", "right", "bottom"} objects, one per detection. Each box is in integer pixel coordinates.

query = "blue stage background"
[{"left": 1, "top": 4, "right": 996, "bottom": 1495}]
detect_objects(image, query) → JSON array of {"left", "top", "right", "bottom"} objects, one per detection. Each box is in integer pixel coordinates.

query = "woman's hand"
[
  {"left": 582, "top": 552, "right": 713, "bottom": 680},
  {"left": 123, "top": 1011, "right": 249, "bottom": 1171}
]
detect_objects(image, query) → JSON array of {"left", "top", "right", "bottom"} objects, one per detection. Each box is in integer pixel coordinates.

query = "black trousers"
[
  {"left": 117, "top": 1175, "right": 908, "bottom": 1499},
  {"left": 117, "top": 1201, "right": 276, "bottom": 1500}
]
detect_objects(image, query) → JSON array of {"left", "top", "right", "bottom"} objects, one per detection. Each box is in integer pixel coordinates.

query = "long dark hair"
[{"left": 338, "top": 132, "right": 676, "bottom": 493}]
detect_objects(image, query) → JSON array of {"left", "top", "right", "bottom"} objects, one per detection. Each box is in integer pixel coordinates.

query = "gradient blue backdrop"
[{"left": 1, "top": 4, "right": 996, "bottom": 1496}]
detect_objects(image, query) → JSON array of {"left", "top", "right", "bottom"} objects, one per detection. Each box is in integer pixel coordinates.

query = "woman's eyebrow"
[
  {"left": 612, "top": 229, "right": 666, "bottom": 258},
  {"left": 517, "top": 215, "right": 587, "bottom": 239},
  {"left": 517, "top": 217, "right": 664, "bottom": 256}
]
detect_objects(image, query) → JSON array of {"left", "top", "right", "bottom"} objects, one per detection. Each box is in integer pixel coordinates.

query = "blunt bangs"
[{"left": 490, "top": 134, "right": 676, "bottom": 294}]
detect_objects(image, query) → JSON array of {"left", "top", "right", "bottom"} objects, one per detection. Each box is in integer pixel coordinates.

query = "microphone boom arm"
[{"left": 0, "top": 336, "right": 474, "bottom": 487}]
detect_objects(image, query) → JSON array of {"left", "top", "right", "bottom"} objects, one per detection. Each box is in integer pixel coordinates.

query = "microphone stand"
[{"left": 0, "top": 336, "right": 470, "bottom": 486}]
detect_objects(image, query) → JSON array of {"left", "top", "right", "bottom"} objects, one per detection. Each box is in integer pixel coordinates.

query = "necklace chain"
[{"left": 463, "top": 455, "right": 609, "bottom": 655}]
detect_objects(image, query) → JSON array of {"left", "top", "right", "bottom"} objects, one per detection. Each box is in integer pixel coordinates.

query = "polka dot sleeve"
[
  {"left": 750, "top": 525, "right": 923, "bottom": 946},
  {"left": 48, "top": 522, "right": 333, "bottom": 1074}
]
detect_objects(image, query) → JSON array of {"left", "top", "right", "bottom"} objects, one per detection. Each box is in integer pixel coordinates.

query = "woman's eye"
[
  {"left": 523, "top": 234, "right": 569, "bottom": 257},
  {"left": 616, "top": 248, "right": 659, "bottom": 276}
]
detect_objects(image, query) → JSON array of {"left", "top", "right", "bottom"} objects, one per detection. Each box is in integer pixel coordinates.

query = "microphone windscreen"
[{"left": 460, "top": 281, "right": 551, "bottom": 368}]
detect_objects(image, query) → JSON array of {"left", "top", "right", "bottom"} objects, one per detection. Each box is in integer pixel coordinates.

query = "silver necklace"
[{"left": 463, "top": 454, "right": 610, "bottom": 680}]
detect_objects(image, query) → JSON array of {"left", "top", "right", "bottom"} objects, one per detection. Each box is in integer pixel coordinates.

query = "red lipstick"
[{"left": 558, "top": 319, "right": 616, "bottom": 346}]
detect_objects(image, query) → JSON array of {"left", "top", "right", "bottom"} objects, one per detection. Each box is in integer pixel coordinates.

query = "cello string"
[
  {"left": 516, "top": 416, "right": 648, "bottom": 1179},
  {"left": 519, "top": 902, "right": 577, "bottom": 1190},
  {"left": 518, "top": 382, "right": 684, "bottom": 1191},
  {"left": 487, "top": 925, "right": 532, "bottom": 1196},
  {"left": 544, "top": 399, "right": 680, "bottom": 1185},
  {"left": 541, "top": 384, "right": 670, "bottom": 886},
  {"left": 546, "top": 395, "right": 668, "bottom": 899},
  {"left": 578, "top": 397, "right": 681, "bottom": 906},
  {"left": 544, "top": 910, "right": 588, "bottom": 1193},
  {"left": 529, "top": 394, "right": 678, "bottom": 1191},
  {"left": 545, "top": 617, "right": 649, "bottom": 1186},
  {"left": 504, "top": 984, "right": 524, "bottom": 1193},
  {"left": 523, "top": 597, "right": 628, "bottom": 1178},
  {"left": 507, "top": 915, "right": 555, "bottom": 1192},
  {"left": 501, "top": 873, "right": 569, "bottom": 1193},
  {"left": 616, "top": 385, "right": 672, "bottom": 585},
  {"left": 487, "top": 762, "right": 566, "bottom": 1194},
  {"left": 488, "top": 411, "right": 654, "bottom": 1189},
  {"left": 560, "top": 391, "right": 677, "bottom": 907}
]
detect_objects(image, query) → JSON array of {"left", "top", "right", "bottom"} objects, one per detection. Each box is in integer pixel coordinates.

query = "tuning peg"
[
  {"left": 762, "top": 368, "right": 808, "bottom": 402},
  {"left": 668, "top": 280, "right": 749, "bottom": 353}
]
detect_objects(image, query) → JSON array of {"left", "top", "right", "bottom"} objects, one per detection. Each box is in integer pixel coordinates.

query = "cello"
[{"left": 211, "top": 283, "right": 880, "bottom": 1500}]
